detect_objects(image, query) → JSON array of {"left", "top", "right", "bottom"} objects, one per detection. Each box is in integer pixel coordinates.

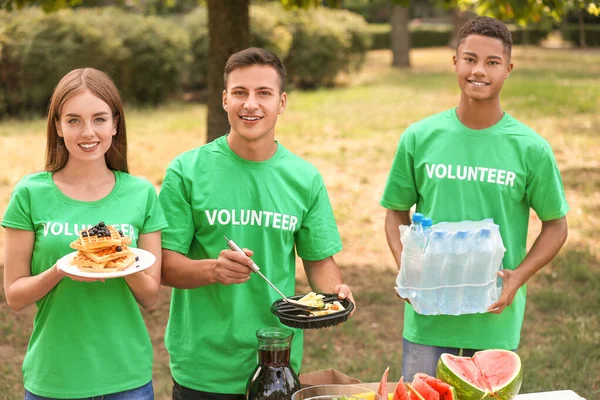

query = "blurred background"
[{"left": 0, "top": 0, "right": 599, "bottom": 399}]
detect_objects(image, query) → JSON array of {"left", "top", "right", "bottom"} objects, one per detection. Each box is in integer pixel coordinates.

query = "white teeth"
[
  {"left": 241, "top": 116, "right": 260, "bottom": 121},
  {"left": 470, "top": 81, "right": 488, "bottom": 86},
  {"left": 79, "top": 143, "right": 99, "bottom": 149}
]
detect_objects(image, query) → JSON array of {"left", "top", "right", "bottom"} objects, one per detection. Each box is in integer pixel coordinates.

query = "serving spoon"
[{"left": 224, "top": 236, "right": 323, "bottom": 311}]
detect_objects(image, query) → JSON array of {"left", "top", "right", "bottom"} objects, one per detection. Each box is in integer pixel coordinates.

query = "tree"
[
  {"left": 390, "top": 0, "right": 411, "bottom": 67},
  {"left": 205, "top": 0, "right": 249, "bottom": 143}
]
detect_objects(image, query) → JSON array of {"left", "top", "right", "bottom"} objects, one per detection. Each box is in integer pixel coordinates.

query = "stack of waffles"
[{"left": 69, "top": 222, "right": 137, "bottom": 272}]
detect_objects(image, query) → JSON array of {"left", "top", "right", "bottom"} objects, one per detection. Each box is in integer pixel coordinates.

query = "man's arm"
[
  {"left": 303, "top": 256, "right": 355, "bottom": 313},
  {"left": 488, "top": 216, "right": 568, "bottom": 314},
  {"left": 384, "top": 209, "right": 411, "bottom": 270},
  {"left": 161, "top": 248, "right": 255, "bottom": 289}
]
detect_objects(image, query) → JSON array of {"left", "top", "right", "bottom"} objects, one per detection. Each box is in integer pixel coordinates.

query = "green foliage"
[
  {"left": 562, "top": 23, "right": 600, "bottom": 46},
  {"left": 0, "top": 7, "right": 190, "bottom": 116},
  {"left": 280, "top": 8, "right": 349, "bottom": 88},
  {"left": 0, "top": 8, "right": 123, "bottom": 115},
  {"left": 285, "top": 7, "right": 371, "bottom": 88},
  {"left": 181, "top": 7, "right": 209, "bottom": 91},
  {"left": 455, "top": 0, "right": 600, "bottom": 25},
  {"left": 368, "top": 22, "right": 552, "bottom": 50},
  {"left": 181, "top": 4, "right": 370, "bottom": 91},
  {"left": 250, "top": 3, "right": 294, "bottom": 61}
]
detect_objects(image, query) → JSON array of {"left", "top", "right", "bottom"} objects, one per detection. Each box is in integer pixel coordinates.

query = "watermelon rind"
[
  {"left": 436, "top": 351, "right": 523, "bottom": 400},
  {"left": 474, "top": 350, "right": 523, "bottom": 400},
  {"left": 436, "top": 356, "right": 487, "bottom": 400}
]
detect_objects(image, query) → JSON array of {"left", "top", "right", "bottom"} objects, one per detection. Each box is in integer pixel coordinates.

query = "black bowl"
[{"left": 271, "top": 293, "right": 354, "bottom": 330}]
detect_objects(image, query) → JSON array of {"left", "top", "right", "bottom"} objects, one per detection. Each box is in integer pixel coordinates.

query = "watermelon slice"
[
  {"left": 436, "top": 349, "right": 523, "bottom": 400},
  {"left": 411, "top": 376, "right": 440, "bottom": 400},
  {"left": 393, "top": 377, "right": 409, "bottom": 400},
  {"left": 377, "top": 367, "right": 390, "bottom": 400},
  {"left": 413, "top": 373, "right": 457, "bottom": 400},
  {"left": 406, "top": 383, "right": 426, "bottom": 400}
]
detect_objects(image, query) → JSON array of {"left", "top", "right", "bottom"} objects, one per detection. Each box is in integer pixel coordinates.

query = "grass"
[{"left": 1, "top": 47, "right": 599, "bottom": 399}]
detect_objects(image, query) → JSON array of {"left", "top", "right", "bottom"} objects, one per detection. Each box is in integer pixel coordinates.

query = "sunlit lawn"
[{"left": 1, "top": 47, "right": 599, "bottom": 399}]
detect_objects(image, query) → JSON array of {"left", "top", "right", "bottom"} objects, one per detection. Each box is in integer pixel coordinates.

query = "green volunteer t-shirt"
[
  {"left": 1, "top": 171, "right": 167, "bottom": 398},
  {"left": 380, "top": 108, "right": 569, "bottom": 350},
  {"left": 159, "top": 135, "right": 342, "bottom": 394}
]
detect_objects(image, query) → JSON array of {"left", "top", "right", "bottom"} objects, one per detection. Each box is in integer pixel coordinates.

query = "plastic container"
[
  {"left": 395, "top": 219, "right": 505, "bottom": 316},
  {"left": 292, "top": 385, "right": 381, "bottom": 400},
  {"left": 271, "top": 294, "right": 354, "bottom": 330}
]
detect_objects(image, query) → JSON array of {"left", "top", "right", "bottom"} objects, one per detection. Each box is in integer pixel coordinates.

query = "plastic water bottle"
[
  {"left": 410, "top": 213, "right": 424, "bottom": 235},
  {"left": 443, "top": 230, "right": 470, "bottom": 315},
  {"left": 419, "top": 218, "right": 433, "bottom": 249},
  {"left": 470, "top": 228, "right": 498, "bottom": 310},
  {"left": 420, "top": 231, "right": 447, "bottom": 314}
]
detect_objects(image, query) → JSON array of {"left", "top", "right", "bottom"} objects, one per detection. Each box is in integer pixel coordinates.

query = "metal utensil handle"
[
  {"left": 255, "top": 270, "right": 289, "bottom": 300},
  {"left": 224, "top": 236, "right": 260, "bottom": 273}
]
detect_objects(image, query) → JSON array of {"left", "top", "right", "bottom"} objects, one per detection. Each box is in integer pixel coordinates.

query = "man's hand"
[
  {"left": 213, "top": 248, "right": 254, "bottom": 285},
  {"left": 334, "top": 283, "right": 356, "bottom": 316},
  {"left": 487, "top": 269, "right": 523, "bottom": 314}
]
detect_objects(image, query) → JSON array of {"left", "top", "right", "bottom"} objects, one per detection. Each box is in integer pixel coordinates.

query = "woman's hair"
[{"left": 45, "top": 68, "right": 128, "bottom": 173}]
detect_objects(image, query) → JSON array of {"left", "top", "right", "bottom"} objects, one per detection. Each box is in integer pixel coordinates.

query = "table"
[{"left": 515, "top": 390, "right": 585, "bottom": 399}]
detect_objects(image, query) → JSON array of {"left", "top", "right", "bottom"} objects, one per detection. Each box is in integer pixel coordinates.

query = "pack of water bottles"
[{"left": 395, "top": 213, "right": 506, "bottom": 316}]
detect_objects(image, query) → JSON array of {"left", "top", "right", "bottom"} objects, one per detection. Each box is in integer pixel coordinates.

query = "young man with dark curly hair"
[{"left": 381, "top": 16, "right": 569, "bottom": 378}]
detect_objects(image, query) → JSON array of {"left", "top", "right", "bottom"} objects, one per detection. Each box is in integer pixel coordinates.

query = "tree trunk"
[
  {"left": 390, "top": 4, "right": 410, "bottom": 68},
  {"left": 206, "top": 0, "right": 250, "bottom": 143},
  {"left": 578, "top": 7, "right": 587, "bottom": 48},
  {"left": 449, "top": 8, "right": 471, "bottom": 48}
]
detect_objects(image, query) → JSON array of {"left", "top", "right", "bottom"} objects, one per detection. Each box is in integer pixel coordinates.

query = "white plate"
[{"left": 56, "top": 247, "right": 156, "bottom": 279}]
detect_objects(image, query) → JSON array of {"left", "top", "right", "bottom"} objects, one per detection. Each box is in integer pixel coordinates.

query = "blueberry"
[
  {"left": 89, "top": 231, "right": 96, "bottom": 236},
  {"left": 97, "top": 232, "right": 103, "bottom": 238},
  {"left": 135, "top": 256, "right": 140, "bottom": 262},
  {"left": 118, "top": 230, "right": 124, "bottom": 236},
  {"left": 98, "top": 221, "right": 105, "bottom": 227},
  {"left": 82, "top": 232, "right": 88, "bottom": 237},
  {"left": 116, "top": 246, "right": 122, "bottom": 252}
]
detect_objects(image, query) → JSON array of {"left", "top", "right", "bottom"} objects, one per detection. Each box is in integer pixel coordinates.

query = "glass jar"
[{"left": 245, "top": 327, "right": 301, "bottom": 400}]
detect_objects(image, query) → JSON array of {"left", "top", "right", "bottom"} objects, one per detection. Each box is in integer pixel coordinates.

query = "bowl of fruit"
[{"left": 291, "top": 385, "right": 381, "bottom": 400}]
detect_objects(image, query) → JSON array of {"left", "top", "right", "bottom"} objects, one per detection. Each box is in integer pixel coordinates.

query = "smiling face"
[
  {"left": 56, "top": 89, "right": 116, "bottom": 166},
  {"left": 453, "top": 34, "right": 513, "bottom": 103},
  {"left": 222, "top": 64, "right": 286, "bottom": 144}
]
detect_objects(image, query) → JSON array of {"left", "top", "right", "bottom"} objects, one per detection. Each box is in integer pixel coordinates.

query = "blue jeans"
[
  {"left": 25, "top": 381, "right": 154, "bottom": 400},
  {"left": 401, "top": 338, "right": 483, "bottom": 380}
]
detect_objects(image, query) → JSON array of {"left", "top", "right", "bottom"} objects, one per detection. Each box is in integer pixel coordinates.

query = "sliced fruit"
[
  {"left": 393, "top": 377, "right": 409, "bottom": 400},
  {"left": 377, "top": 367, "right": 390, "bottom": 400},
  {"left": 436, "top": 349, "right": 523, "bottom": 400},
  {"left": 414, "top": 373, "right": 457, "bottom": 400}
]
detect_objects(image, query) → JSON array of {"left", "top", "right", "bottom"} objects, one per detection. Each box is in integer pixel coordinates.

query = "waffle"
[
  {"left": 105, "top": 253, "right": 137, "bottom": 270},
  {"left": 71, "top": 252, "right": 106, "bottom": 270},
  {"left": 81, "top": 246, "right": 134, "bottom": 263},
  {"left": 69, "top": 222, "right": 137, "bottom": 273}
]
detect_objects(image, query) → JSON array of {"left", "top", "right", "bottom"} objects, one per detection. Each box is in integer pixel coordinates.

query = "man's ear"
[
  {"left": 506, "top": 61, "right": 514, "bottom": 79},
  {"left": 222, "top": 90, "right": 228, "bottom": 111},
  {"left": 278, "top": 92, "right": 287, "bottom": 114},
  {"left": 452, "top": 54, "right": 458, "bottom": 72}
]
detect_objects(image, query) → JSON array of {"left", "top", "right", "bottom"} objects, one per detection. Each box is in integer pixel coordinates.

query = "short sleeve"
[
  {"left": 526, "top": 144, "right": 569, "bottom": 221},
  {"left": 380, "top": 128, "right": 418, "bottom": 210},
  {"left": 295, "top": 174, "right": 342, "bottom": 261},
  {"left": 159, "top": 158, "right": 195, "bottom": 254},
  {"left": 1, "top": 179, "right": 34, "bottom": 231},
  {"left": 140, "top": 182, "right": 168, "bottom": 234}
]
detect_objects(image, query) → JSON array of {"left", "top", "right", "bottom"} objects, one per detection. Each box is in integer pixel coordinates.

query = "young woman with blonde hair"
[{"left": 2, "top": 68, "right": 166, "bottom": 399}]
